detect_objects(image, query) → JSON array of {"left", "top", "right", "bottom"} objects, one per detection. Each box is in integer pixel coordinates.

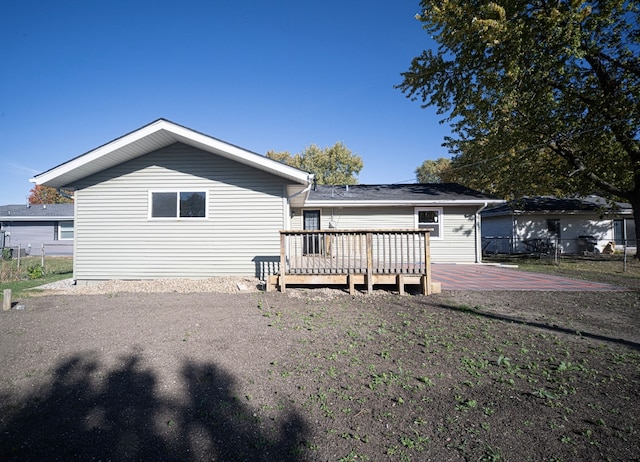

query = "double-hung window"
[
  {"left": 150, "top": 191, "right": 207, "bottom": 219},
  {"left": 415, "top": 207, "right": 442, "bottom": 239}
]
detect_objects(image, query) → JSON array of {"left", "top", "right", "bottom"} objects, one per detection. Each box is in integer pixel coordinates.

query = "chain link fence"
[
  {"left": 1, "top": 242, "right": 73, "bottom": 261},
  {"left": 483, "top": 236, "right": 636, "bottom": 256}
]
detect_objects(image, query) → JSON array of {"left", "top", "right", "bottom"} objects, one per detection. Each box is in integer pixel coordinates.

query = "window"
[
  {"left": 547, "top": 219, "right": 561, "bottom": 237},
  {"left": 613, "top": 219, "right": 626, "bottom": 245},
  {"left": 58, "top": 221, "right": 74, "bottom": 240},
  {"left": 150, "top": 191, "right": 207, "bottom": 219},
  {"left": 415, "top": 207, "right": 442, "bottom": 238}
]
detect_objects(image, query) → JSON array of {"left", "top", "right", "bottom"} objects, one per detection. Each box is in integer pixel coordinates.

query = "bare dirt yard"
[{"left": 0, "top": 278, "right": 638, "bottom": 461}]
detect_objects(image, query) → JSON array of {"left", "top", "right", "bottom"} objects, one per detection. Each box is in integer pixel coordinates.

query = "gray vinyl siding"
[
  {"left": 0, "top": 221, "right": 74, "bottom": 256},
  {"left": 291, "top": 205, "right": 479, "bottom": 263},
  {"left": 70, "top": 143, "right": 288, "bottom": 280}
]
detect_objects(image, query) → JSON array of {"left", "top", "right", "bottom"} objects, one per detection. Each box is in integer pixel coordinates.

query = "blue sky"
[{"left": 0, "top": 0, "right": 450, "bottom": 205}]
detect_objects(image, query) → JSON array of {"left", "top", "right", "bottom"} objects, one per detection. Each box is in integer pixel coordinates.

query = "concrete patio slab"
[{"left": 431, "top": 264, "right": 622, "bottom": 291}]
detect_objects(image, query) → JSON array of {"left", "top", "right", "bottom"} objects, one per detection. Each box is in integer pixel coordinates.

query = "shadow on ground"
[
  {"left": 0, "top": 354, "right": 308, "bottom": 461},
  {"left": 432, "top": 302, "right": 640, "bottom": 351}
]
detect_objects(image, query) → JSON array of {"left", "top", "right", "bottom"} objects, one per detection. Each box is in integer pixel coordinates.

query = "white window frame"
[
  {"left": 58, "top": 220, "right": 74, "bottom": 240},
  {"left": 415, "top": 207, "right": 443, "bottom": 239},
  {"left": 148, "top": 190, "right": 209, "bottom": 220}
]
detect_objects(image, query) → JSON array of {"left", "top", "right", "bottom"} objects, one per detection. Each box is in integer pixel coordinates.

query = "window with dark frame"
[
  {"left": 547, "top": 219, "right": 561, "bottom": 237},
  {"left": 416, "top": 208, "right": 441, "bottom": 238},
  {"left": 151, "top": 191, "right": 206, "bottom": 218}
]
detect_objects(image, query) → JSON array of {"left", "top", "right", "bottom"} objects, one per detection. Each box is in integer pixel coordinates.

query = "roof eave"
[
  {"left": 31, "top": 119, "right": 310, "bottom": 188},
  {"left": 306, "top": 199, "right": 506, "bottom": 207}
]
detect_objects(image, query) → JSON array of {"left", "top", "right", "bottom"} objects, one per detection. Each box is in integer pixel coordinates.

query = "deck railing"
[{"left": 276, "top": 229, "right": 431, "bottom": 294}]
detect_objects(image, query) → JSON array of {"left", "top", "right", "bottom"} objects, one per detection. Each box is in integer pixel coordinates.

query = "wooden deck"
[{"left": 267, "top": 229, "right": 439, "bottom": 295}]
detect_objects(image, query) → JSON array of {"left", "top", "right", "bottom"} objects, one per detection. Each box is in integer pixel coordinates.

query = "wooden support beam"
[
  {"left": 348, "top": 274, "right": 356, "bottom": 295},
  {"left": 366, "top": 232, "right": 373, "bottom": 295},
  {"left": 420, "top": 275, "right": 428, "bottom": 295},
  {"left": 424, "top": 232, "right": 432, "bottom": 295},
  {"left": 279, "top": 232, "right": 287, "bottom": 293},
  {"left": 397, "top": 274, "right": 405, "bottom": 296}
]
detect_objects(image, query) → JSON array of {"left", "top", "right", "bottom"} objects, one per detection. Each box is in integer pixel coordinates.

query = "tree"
[
  {"left": 267, "top": 142, "right": 363, "bottom": 185},
  {"left": 28, "top": 185, "right": 73, "bottom": 204},
  {"left": 398, "top": 1, "right": 640, "bottom": 252},
  {"left": 415, "top": 157, "right": 453, "bottom": 183}
]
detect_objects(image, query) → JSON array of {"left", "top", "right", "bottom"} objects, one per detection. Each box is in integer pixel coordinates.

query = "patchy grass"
[
  {"left": 0, "top": 256, "right": 72, "bottom": 297},
  {"left": 485, "top": 254, "right": 640, "bottom": 289},
  {"left": 252, "top": 291, "right": 640, "bottom": 461}
]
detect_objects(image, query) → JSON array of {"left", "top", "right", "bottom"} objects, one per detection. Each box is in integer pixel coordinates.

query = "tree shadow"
[
  {"left": 432, "top": 302, "right": 640, "bottom": 351},
  {"left": 0, "top": 353, "right": 308, "bottom": 461}
]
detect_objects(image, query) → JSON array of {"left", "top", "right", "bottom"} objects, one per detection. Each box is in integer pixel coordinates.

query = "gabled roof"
[
  {"left": 30, "top": 119, "right": 312, "bottom": 189},
  {"left": 306, "top": 183, "right": 504, "bottom": 207},
  {"left": 0, "top": 203, "right": 74, "bottom": 221},
  {"left": 482, "top": 195, "right": 633, "bottom": 217}
]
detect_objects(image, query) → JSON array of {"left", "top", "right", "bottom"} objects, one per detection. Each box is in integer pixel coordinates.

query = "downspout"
[
  {"left": 475, "top": 202, "right": 489, "bottom": 263},
  {"left": 286, "top": 175, "right": 315, "bottom": 226},
  {"left": 281, "top": 175, "right": 314, "bottom": 282}
]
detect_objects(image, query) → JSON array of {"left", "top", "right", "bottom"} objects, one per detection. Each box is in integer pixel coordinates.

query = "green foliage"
[
  {"left": 399, "top": 0, "right": 640, "bottom": 245},
  {"left": 1, "top": 247, "right": 12, "bottom": 260},
  {"left": 415, "top": 157, "right": 453, "bottom": 183},
  {"left": 1, "top": 256, "right": 73, "bottom": 293},
  {"left": 27, "top": 264, "right": 43, "bottom": 280},
  {"left": 267, "top": 142, "right": 363, "bottom": 185}
]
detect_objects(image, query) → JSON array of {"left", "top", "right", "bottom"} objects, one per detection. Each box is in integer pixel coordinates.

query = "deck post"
[
  {"left": 348, "top": 273, "right": 356, "bottom": 295},
  {"left": 366, "top": 232, "right": 373, "bottom": 294},
  {"left": 279, "top": 232, "right": 287, "bottom": 293},
  {"left": 397, "top": 274, "right": 405, "bottom": 295},
  {"left": 423, "top": 231, "right": 431, "bottom": 295}
]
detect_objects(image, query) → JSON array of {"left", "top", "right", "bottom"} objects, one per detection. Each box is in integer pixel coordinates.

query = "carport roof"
[{"left": 482, "top": 195, "right": 632, "bottom": 217}]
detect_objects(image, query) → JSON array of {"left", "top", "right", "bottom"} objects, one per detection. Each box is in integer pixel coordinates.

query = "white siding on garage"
[
  {"left": 71, "top": 143, "right": 289, "bottom": 281},
  {"left": 291, "top": 205, "right": 479, "bottom": 263},
  {"left": 514, "top": 214, "right": 616, "bottom": 254}
]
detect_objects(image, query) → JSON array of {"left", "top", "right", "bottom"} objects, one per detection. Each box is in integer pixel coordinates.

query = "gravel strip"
[{"left": 31, "top": 277, "right": 264, "bottom": 295}]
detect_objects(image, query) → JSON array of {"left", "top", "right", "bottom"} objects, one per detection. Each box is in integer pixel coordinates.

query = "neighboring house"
[
  {"left": 481, "top": 196, "right": 635, "bottom": 255},
  {"left": 30, "top": 119, "right": 503, "bottom": 284},
  {"left": 0, "top": 203, "right": 74, "bottom": 256}
]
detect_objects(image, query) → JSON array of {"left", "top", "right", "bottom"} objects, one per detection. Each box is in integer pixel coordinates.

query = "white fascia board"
[{"left": 306, "top": 199, "right": 506, "bottom": 207}]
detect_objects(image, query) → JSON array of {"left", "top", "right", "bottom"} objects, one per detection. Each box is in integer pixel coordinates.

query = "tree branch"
[
  {"left": 596, "top": 51, "right": 640, "bottom": 78},
  {"left": 548, "top": 141, "right": 628, "bottom": 199}
]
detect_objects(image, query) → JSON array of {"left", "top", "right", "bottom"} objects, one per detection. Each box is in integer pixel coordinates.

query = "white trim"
[
  {"left": 57, "top": 220, "right": 74, "bottom": 240},
  {"left": 308, "top": 199, "right": 504, "bottom": 207},
  {"left": 415, "top": 207, "right": 443, "bottom": 240},
  {"left": 148, "top": 189, "right": 209, "bottom": 220}
]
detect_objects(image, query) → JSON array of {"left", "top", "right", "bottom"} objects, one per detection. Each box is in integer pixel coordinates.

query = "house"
[
  {"left": 298, "top": 183, "right": 503, "bottom": 263},
  {"left": 481, "top": 196, "right": 635, "bottom": 255},
  {"left": 30, "top": 119, "right": 504, "bottom": 284},
  {"left": 0, "top": 203, "right": 74, "bottom": 256}
]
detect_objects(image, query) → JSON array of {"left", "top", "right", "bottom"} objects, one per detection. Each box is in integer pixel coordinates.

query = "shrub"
[
  {"left": 1, "top": 247, "right": 12, "bottom": 260},
  {"left": 27, "top": 264, "right": 44, "bottom": 280}
]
